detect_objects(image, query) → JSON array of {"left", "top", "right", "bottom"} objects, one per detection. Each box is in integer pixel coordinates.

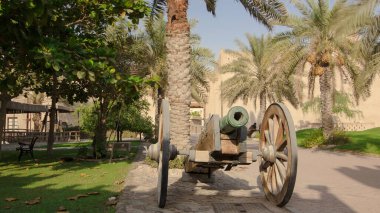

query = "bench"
[{"left": 16, "top": 137, "right": 38, "bottom": 162}]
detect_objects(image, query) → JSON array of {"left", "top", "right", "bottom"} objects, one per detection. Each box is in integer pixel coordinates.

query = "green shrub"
[
  {"left": 327, "top": 130, "right": 351, "bottom": 145},
  {"left": 77, "top": 147, "right": 89, "bottom": 158},
  {"left": 302, "top": 128, "right": 325, "bottom": 148},
  {"left": 144, "top": 156, "right": 185, "bottom": 169}
]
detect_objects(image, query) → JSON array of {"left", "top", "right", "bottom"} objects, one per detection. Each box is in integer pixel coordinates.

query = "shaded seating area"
[
  {"left": 2, "top": 101, "right": 78, "bottom": 144},
  {"left": 16, "top": 136, "right": 38, "bottom": 161}
]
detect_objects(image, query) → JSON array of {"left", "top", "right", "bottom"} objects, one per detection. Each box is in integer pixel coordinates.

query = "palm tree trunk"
[
  {"left": 0, "top": 93, "right": 11, "bottom": 159},
  {"left": 166, "top": 0, "right": 191, "bottom": 150},
  {"left": 257, "top": 90, "right": 267, "bottom": 128},
  {"left": 319, "top": 68, "right": 334, "bottom": 139}
]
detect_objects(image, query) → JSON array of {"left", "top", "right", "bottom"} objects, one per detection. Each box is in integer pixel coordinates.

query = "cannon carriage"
[{"left": 147, "top": 99, "right": 298, "bottom": 208}]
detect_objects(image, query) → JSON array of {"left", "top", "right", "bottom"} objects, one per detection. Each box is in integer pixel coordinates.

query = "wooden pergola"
[{"left": 3, "top": 101, "right": 78, "bottom": 143}]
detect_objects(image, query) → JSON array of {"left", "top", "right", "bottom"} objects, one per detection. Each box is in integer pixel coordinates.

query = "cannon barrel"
[{"left": 219, "top": 106, "right": 249, "bottom": 134}]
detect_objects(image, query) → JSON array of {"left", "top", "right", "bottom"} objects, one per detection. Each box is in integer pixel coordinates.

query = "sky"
[{"left": 187, "top": 0, "right": 295, "bottom": 58}]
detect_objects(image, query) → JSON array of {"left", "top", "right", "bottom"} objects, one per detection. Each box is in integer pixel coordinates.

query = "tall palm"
[
  {"left": 222, "top": 34, "right": 298, "bottom": 126},
  {"left": 151, "top": 0, "right": 287, "bottom": 149},
  {"left": 275, "top": 0, "right": 377, "bottom": 139},
  {"left": 357, "top": 15, "right": 380, "bottom": 98},
  {"left": 144, "top": 16, "right": 215, "bottom": 139}
]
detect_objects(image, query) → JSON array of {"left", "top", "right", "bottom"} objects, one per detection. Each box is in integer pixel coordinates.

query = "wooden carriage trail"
[{"left": 116, "top": 140, "right": 380, "bottom": 213}]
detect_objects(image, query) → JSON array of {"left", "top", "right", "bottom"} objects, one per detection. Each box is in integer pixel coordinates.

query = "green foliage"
[
  {"left": 297, "top": 128, "right": 353, "bottom": 148},
  {"left": 302, "top": 90, "right": 363, "bottom": 120},
  {"left": 77, "top": 147, "right": 89, "bottom": 158},
  {"left": 190, "top": 111, "right": 201, "bottom": 117},
  {"left": 144, "top": 156, "right": 184, "bottom": 169},
  {"left": 222, "top": 34, "right": 299, "bottom": 109},
  {"left": 297, "top": 128, "right": 325, "bottom": 148},
  {"left": 143, "top": 16, "right": 215, "bottom": 103},
  {"left": 150, "top": 0, "right": 287, "bottom": 29},
  {"left": 77, "top": 104, "right": 97, "bottom": 136},
  {"left": 107, "top": 100, "right": 154, "bottom": 135},
  {"left": 0, "top": 148, "right": 135, "bottom": 212},
  {"left": 327, "top": 130, "right": 351, "bottom": 146}
]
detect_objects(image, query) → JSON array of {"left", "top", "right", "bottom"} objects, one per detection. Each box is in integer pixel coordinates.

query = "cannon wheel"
[
  {"left": 157, "top": 99, "right": 170, "bottom": 208},
  {"left": 259, "top": 103, "right": 298, "bottom": 207}
]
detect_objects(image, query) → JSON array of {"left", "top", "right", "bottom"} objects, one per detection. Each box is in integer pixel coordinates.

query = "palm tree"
[
  {"left": 151, "top": 0, "right": 287, "bottom": 149},
  {"left": 189, "top": 22, "right": 215, "bottom": 105},
  {"left": 143, "top": 16, "right": 215, "bottom": 139},
  {"left": 357, "top": 15, "right": 380, "bottom": 99},
  {"left": 222, "top": 34, "right": 298, "bottom": 127},
  {"left": 274, "top": 0, "right": 377, "bottom": 139}
]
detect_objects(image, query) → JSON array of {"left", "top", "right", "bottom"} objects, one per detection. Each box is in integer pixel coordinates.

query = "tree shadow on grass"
[
  {"left": 0, "top": 146, "right": 139, "bottom": 212},
  {"left": 0, "top": 173, "right": 120, "bottom": 213}
]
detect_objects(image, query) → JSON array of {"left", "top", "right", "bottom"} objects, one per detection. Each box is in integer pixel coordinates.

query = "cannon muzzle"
[{"left": 219, "top": 106, "right": 249, "bottom": 134}]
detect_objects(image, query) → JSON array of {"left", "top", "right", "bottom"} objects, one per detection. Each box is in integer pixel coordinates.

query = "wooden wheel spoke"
[
  {"left": 275, "top": 118, "right": 283, "bottom": 148},
  {"left": 268, "top": 118, "right": 274, "bottom": 144},
  {"left": 276, "top": 159, "right": 286, "bottom": 181},
  {"left": 264, "top": 130, "right": 271, "bottom": 144},
  {"left": 273, "top": 115, "right": 279, "bottom": 143},
  {"left": 260, "top": 159, "right": 271, "bottom": 170},
  {"left": 276, "top": 152, "right": 288, "bottom": 161},
  {"left": 276, "top": 139, "right": 287, "bottom": 151},
  {"left": 267, "top": 166, "right": 273, "bottom": 193},
  {"left": 274, "top": 163, "right": 284, "bottom": 191},
  {"left": 271, "top": 165, "right": 278, "bottom": 194}
]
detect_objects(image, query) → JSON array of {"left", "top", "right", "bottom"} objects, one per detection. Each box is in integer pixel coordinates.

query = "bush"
[
  {"left": 327, "top": 130, "right": 351, "bottom": 145},
  {"left": 144, "top": 156, "right": 185, "bottom": 169},
  {"left": 77, "top": 147, "right": 89, "bottom": 158},
  {"left": 299, "top": 128, "right": 351, "bottom": 148},
  {"left": 302, "top": 128, "right": 325, "bottom": 148}
]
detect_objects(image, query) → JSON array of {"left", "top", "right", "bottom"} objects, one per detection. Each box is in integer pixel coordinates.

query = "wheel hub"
[{"left": 262, "top": 144, "right": 276, "bottom": 163}]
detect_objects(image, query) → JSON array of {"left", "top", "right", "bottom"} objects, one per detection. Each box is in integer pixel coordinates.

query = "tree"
[
  {"left": 142, "top": 16, "right": 215, "bottom": 140},
  {"left": 151, "top": 0, "right": 287, "bottom": 149},
  {"left": 189, "top": 23, "right": 215, "bottom": 105},
  {"left": 356, "top": 15, "right": 380, "bottom": 99},
  {"left": 107, "top": 100, "right": 154, "bottom": 142},
  {"left": 0, "top": 0, "right": 151, "bottom": 155},
  {"left": 274, "top": 0, "right": 377, "bottom": 139},
  {"left": 222, "top": 34, "right": 298, "bottom": 126}
]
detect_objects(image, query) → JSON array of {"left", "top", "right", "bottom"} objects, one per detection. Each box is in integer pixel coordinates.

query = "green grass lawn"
[
  {"left": 0, "top": 142, "right": 139, "bottom": 212},
  {"left": 296, "top": 127, "right": 380, "bottom": 155}
]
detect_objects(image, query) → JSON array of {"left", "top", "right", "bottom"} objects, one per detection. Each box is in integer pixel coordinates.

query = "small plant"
[
  {"left": 327, "top": 130, "right": 351, "bottom": 145},
  {"left": 169, "top": 156, "right": 185, "bottom": 169},
  {"left": 302, "top": 128, "right": 325, "bottom": 148},
  {"left": 190, "top": 111, "right": 201, "bottom": 117},
  {"left": 144, "top": 156, "right": 185, "bottom": 169},
  {"left": 144, "top": 156, "right": 158, "bottom": 168}
]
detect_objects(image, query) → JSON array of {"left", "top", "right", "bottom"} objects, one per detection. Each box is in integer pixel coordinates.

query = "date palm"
[
  {"left": 275, "top": 0, "right": 377, "bottom": 139},
  {"left": 222, "top": 34, "right": 298, "bottom": 127},
  {"left": 151, "top": 0, "right": 287, "bottom": 149}
]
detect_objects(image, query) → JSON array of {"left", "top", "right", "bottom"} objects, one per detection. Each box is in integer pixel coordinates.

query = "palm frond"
[
  {"left": 236, "top": 0, "right": 287, "bottom": 29},
  {"left": 203, "top": 0, "right": 217, "bottom": 16}
]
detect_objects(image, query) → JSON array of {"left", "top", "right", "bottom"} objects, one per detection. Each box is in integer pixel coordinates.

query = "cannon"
[{"left": 147, "top": 99, "right": 298, "bottom": 208}]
